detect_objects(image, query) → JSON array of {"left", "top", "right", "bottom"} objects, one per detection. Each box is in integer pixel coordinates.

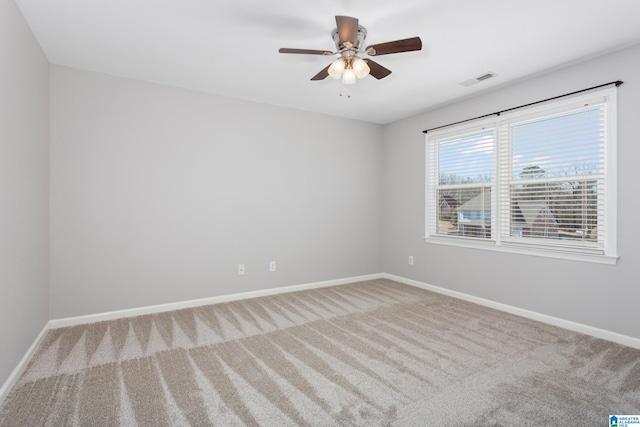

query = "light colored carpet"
[{"left": 1, "top": 279, "right": 639, "bottom": 426}]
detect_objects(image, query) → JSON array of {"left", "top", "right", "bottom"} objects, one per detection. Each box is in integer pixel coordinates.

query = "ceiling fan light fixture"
[
  {"left": 342, "top": 68, "right": 356, "bottom": 85},
  {"left": 352, "top": 57, "right": 370, "bottom": 79},
  {"left": 328, "top": 58, "right": 345, "bottom": 79}
]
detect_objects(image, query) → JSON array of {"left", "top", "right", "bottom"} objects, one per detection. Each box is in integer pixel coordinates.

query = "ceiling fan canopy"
[{"left": 279, "top": 15, "right": 422, "bottom": 84}]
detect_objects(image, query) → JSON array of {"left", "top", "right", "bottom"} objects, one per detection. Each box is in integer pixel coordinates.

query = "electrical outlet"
[
  {"left": 238, "top": 264, "right": 245, "bottom": 275},
  {"left": 408, "top": 256, "right": 414, "bottom": 265},
  {"left": 269, "top": 261, "right": 276, "bottom": 272}
]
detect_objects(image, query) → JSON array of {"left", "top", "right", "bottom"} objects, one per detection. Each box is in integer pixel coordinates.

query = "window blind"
[
  {"left": 427, "top": 126, "right": 495, "bottom": 240},
  {"left": 498, "top": 104, "right": 606, "bottom": 253}
]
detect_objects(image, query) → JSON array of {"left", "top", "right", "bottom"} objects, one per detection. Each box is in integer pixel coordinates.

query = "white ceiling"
[{"left": 15, "top": 0, "right": 640, "bottom": 124}]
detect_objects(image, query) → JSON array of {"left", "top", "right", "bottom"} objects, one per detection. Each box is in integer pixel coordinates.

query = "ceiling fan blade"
[
  {"left": 311, "top": 64, "right": 330, "bottom": 81},
  {"left": 279, "top": 48, "right": 333, "bottom": 55},
  {"left": 335, "top": 15, "right": 359, "bottom": 48},
  {"left": 366, "top": 37, "right": 422, "bottom": 56},
  {"left": 364, "top": 59, "right": 392, "bottom": 79}
]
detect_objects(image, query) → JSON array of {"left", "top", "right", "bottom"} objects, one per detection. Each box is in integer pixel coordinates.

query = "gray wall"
[
  {"left": 50, "top": 66, "right": 383, "bottom": 319},
  {"left": 382, "top": 43, "right": 640, "bottom": 339},
  {"left": 0, "top": 0, "right": 50, "bottom": 386}
]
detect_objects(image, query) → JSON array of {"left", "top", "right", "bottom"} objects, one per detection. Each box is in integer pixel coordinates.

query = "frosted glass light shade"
[
  {"left": 342, "top": 68, "right": 356, "bottom": 85},
  {"left": 352, "top": 58, "right": 370, "bottom": 79},
  {"left": 328, "top": 59, "right": 345, "bottom": 79}
]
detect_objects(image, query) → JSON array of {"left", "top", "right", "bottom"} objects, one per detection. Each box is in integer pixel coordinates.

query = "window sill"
[{"left": 423, "top": 236, "right": 618, "bottom": 265}]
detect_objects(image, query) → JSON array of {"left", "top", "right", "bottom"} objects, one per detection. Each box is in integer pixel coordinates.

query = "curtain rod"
[{"left": 422, "top": 80, "right": 623, "bottom": 134}]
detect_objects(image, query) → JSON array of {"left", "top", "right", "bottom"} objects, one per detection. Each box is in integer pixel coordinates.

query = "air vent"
[{"left": 459, "top": 72, "right": 497, "bottom": 87}]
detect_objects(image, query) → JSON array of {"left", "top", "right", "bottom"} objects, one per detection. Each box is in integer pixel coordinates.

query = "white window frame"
[{"left": 425, "top": 87, "right": 618, "bottom": 265}]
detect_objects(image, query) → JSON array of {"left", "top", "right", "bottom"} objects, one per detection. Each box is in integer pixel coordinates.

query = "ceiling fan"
[{"left": 279, "top": 15, "right": 422, "bottom": 84}]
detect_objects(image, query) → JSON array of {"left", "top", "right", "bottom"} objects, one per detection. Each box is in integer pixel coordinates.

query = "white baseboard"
[
  {"left": 50, "top": 273, "right": 385, "bottom": 329},
  {"left": 384, "top": 273, "right": 640, "bottom": 350},
  {"left": 0, "top": 321, "right": 51, "bottom": 405}
]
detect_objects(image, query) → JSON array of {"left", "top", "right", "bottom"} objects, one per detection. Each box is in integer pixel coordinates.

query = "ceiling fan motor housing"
[{"left": 332, "top": 25, "right": 367, "bottom": 53}]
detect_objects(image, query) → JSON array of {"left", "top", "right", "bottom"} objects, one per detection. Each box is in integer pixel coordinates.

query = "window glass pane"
[
  {"left": 438, "top": 131, "right": 494, "bottom": 185},
  {"left": 437, "top": 186, "right": 492, "bottom": 239},
  {"left": 511, "top": 108, "right": 603, "bottom": 179},
  {"left": 509, "top": 181, "right": 599, "bottom": 241}
]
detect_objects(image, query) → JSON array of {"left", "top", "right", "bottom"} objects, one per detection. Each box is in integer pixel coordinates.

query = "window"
[{"left": 425, "top": 87, "right": 617, "bottom": 264}]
